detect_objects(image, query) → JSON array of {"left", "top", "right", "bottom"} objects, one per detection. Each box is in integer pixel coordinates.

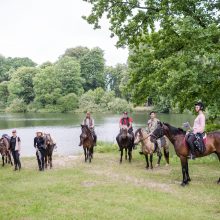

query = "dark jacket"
[{"left": 34, "top": 137, "right": 45, "bottom": 149}]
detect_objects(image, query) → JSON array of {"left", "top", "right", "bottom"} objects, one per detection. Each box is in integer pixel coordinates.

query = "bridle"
[{"left": 150, "top": 125, "right": 164, "bottom": 140}]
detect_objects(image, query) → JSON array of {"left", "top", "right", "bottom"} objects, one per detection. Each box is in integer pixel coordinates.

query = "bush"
[
  {"left": 57, "top": 93, "right": 79, "bottom": 112},
  {"left": 108, "top": 98, "right": 133, "bottom": 113},
  {"left": 6, "top": 98, "right": 27, "bottom": 113},
  {"left": 206, "top": 123, "right": 220, "bottom": 132}
]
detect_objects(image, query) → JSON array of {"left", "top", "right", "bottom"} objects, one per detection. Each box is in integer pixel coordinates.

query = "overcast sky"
[{"left": 0, "top": 0, "right": 128, "bottom": 66}]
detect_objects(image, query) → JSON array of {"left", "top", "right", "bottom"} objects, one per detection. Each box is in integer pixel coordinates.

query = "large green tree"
[
  {"left": 83, "top": 0, "right": 220, "bottom": 118},
  {"left": 8, "top": 67, "right": 39, "bottom": 104},
  {"left": 80, "top": 47, "right": 105, "bottom": 91},
  {"left": 55, "top": 56, "right": 84, "bottom": 95}
]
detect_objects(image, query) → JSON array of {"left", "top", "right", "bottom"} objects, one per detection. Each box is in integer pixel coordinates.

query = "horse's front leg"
[
  {"left": 89, "top": 148, "right": 92, "bottom": 163},
  {"left": 164, "top": 148, "right": 169, "bottom": 165},
  {"left": 156, "top": 151, "right": 162, "bottom": 167},
  {"left": 45, "top": 155, "right": 48, "bottom": 169},
  {"left": 49, "top": 155, "right": 52, "bottom": 169},
  {"left": 128, "top": 149, "right": 132, "bottom": 163},
  {"left": 186, "top": 159, "right": 191, "bottom": 182},
  {"left": 125, "top": 148, "right": 127, "bottom": 160},
  {"left": 84, "top": 148, "right": 87, "bottom": 162},
  {"left": 120, "top": 148, "right": 123, "bottom": 164},
  {"left": 180, "top": 156, "right": 189, "bottom": 186},
  {"left": 145, "top": 154, "right": 149, "bottom": 169},
  {"left": 150, "top": 154, "right": 153, "bottom": 169},
  {"left": 2, "top": 155, "right": 5, "bottom": 167}
]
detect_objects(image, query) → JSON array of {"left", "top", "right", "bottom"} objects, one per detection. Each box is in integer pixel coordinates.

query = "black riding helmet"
[{"left": 195, "top": 101, "right": 204, "bottom": 110}]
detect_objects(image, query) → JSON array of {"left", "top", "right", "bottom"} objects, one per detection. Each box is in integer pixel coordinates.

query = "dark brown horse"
[
  {"left": 0, "top": 137, "right": 13, "bottom": 167},
  {"left": 44, "top": 133, "right": 56, "bottom": 169},
  {"left": 150, "top": 122, "right": 220, "bottom": 186},
  {"left": 134, "top": 128, "right": 169, "bottom": 169},
  {"left": 80, "top": 125, "right": 95, "bottom": 163},
  {"left": 116, "top": 126, "right": 133, "bottom": 163}
]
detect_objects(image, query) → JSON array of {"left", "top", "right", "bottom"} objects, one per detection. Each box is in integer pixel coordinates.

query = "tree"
[
  {"left": 83, "top": 0, "right": 220, "bottom": 117},
  {"left": 105, "top": 64, "right": 128, "bottom": 97},
  {"left": 0, "top": 81, "right": 9, "bottom": 107},
  {"left": 8, "top": 67, "right": 39, "bottom": 104},
  {"left": 62, "top": 46, "right": 90, "bottom": 60},
  {"left": 33, "top": 66, "right": 62, "bottom": 107},
  {"left": 55, "top": 56, "right": 84, "bottom": 95},
  {"left": 80, "top": 47, "right": 105, "bottom": 91},
  {"left": 57, "top": 93, "right": 79, "bottom": 112}
]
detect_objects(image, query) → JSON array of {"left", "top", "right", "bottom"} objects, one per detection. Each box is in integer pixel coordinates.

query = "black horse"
[
  {"left": 80, "top": 125, "right": 95, "bottom": 163},
  {"left": 116, "top": 126, "right": 134, "bottom": 163},
  {"left": 44, "top": 133, "right": 56, "bottom": 169}
]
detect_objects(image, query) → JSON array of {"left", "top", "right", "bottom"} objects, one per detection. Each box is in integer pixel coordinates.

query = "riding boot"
[{"left": 190, "top": 146, "right": 196, "bottom": 160}]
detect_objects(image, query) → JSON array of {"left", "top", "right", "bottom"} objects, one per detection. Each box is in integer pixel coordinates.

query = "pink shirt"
[{"left": 193, "top": 113, "right": 205, "bottom": 133}]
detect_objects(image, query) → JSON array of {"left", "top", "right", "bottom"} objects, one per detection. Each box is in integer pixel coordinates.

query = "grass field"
[{"left": 0, "top": 143, "right": 220, "bottom": 220}]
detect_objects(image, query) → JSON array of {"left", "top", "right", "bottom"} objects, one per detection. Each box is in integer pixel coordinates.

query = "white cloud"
[{"left": 0, "top": 0, "right": 128, "bottom": 66}]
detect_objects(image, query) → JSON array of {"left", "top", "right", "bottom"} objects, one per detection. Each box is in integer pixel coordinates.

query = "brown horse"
[
  {"left": 116, "top": 126, "right": 133, "bottom": 163},
  {"left": 0, "top": 137, "right": 13, "bottom": 167},
  {"left": 134, "top": 128, "right": 169, "bottom": 169},
  {"left": 80, "top": 125, "right": 95, "bottom": 163},
  {"left": 44, "top": 133, "right": 56, "bottom": 169},
  {"left": 150, "top": 122, "right": 220, "bottom": 186}
]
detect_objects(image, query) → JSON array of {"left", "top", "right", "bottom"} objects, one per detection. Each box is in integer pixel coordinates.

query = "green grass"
[{"left": 0, "top": 146, "right": 220, "bottom": 220}]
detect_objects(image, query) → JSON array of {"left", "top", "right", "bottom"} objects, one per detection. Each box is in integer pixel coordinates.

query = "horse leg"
[
  {"left": 120, "top": 149, "right": 123, "bottom": 164},
  {"left": 215, "top": 152, "right": 220, "bottom": 184},
  {"left": 125, "top": 148, "right": 127, "bottom": 160},
  {"left": 150, "top": 154, "right": 153, "bottom": 169},
  {"left": 45, "top": 155, "right": 48, "bottom": 169},
  {"left": 2, "top": 155, "right": 4, "bottom": 167},
  {"left": 164, "top": 148, "right": 169, "bottom": 165},
  {"left": 87, "top": 148, "right": 90, "bottom": 163},
  {"left": 186, "top": 159, "right": 191, "bottom": 182},
  {"left": 91, "top": 147, "right": 94, "bottom": 159},
  {"left": 128, "top": 149, "right": 132, "bottom": 163},
  {"left": 156, "top": 151, "right": 162, "bottom": 167},
  {"left": 9, "top": 152, "right": 13, "bottom": 166},
  {"left": 89, "top": 148, "right": 92, "bottom": 163},
  {"left": 145, "top": 154, "right": 149, "bottom": 169},
  {"left": 84, "top": 148, "right": 87, "bottom": 162},
  {"left": 50, "top": 155, "right": 53, "bottom": 169},
  {"left": 180, "top": 156, "right": 188, "bottom": 186}
]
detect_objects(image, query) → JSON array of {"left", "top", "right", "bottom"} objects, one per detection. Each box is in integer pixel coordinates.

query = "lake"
[{"left": 0, "top": 112, "right": 195, "bottom": 157}]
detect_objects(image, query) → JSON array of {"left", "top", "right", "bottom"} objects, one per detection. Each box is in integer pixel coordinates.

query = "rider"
[
  {"left": 186, "top": 102, "right": 206, "bottom": 160},
  {"left": 116, "top": 112, "right": 135, "bottom": 149},
  {"left": 34, "top": 130, "right": 45, "bottom": 171},
  {"left": 139, "top": 111, "right": 160, "bottom": 154},
  {"left": 79, "top": 111, "right": 97, "bottom": 146}
]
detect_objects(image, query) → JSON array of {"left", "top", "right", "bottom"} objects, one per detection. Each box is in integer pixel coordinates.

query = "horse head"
[
  {"left": 150, "top": 121, "right": 164, "bottom": 143},
  {"left": 134, "top": 128, "right": 144, "bottom": 145},
  {"left": 44, "top": 134, "right": 52, "bottom": 146},
  {"left": 81, "top": 124, "right": 90, "bottom": 139},
  {"left": 120, "top": 126, "right": 128, "bottom": 139}
]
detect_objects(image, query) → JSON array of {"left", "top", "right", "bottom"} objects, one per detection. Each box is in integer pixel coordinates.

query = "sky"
[{"left": 0, "top": 0, "right": 128, "bottom": 66}]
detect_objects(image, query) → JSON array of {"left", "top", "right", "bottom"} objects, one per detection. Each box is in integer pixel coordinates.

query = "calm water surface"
[{"left": 0, "top": 112, "right": 194, "bottom": 157}]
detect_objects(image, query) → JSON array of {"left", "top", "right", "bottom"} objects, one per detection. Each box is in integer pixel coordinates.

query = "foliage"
[
  {"left": 83, "top": 0, "right": 220, "bottom": 117},
  {"left": 55, "top": 56, "right": 84, "bottom": 95},
  {"left": 33, "top": 66, "right": 62, "bottom": 107},
  {"left": 57, "top": 93, "right": 79, "bottom": 112},
  {"left": 80, "top": 47, "right": 105, "bottom": 91},
  {"left": 206, "top": 123, "right": 220, "bottom": 132},
  {"left": 6, "top": 98, "right": 27, "bottom": 113},
  {"left": 0, "top": 81, "right": 9, "bottom": 105},
  {"left": 62, "top": 46, "right": 90, "bottom": 60},
  {"left": 108, "top": 97, "right": 133, "bottom": 113},
  {"left": 8, "top": 67, "right": 39, "bottom": 104}
]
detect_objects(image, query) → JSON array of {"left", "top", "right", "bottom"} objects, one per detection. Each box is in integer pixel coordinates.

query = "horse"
[
  {"left": 116, "top": 126, "right": 134, "bottom": 163},
  {"left": 134, "top": 128, "right": 169, "bottom": 169},
  {"left": 80, "top": 125, "right": 95, "bottom": 163},
  {"left": 0, "top": 137, "right": 13, "bottom": 167},
  {"left": 150, "top": 122, "right": 220, "bottom": 186},
  {"left": 44, "top": 133, "right": 56, "bottom": 169}
]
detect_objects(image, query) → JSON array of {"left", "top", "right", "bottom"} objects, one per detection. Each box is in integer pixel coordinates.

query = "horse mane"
[
  {"left": 134, "top": 128, "right": 142, "bottom": 137},
  {"left": 163, "top": 123, "right": 186, "bottom": 135}
]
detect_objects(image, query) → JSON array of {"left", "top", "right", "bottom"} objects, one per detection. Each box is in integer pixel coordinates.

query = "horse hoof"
[
  {"left": 180, "top": 182, "right": 188, "bottom": 187},
  {"left": 187, "top": 178, "right": 191, "bottom": 182},
  {"left": 145, "top": 167, "right": 149, "bottom": 170}
]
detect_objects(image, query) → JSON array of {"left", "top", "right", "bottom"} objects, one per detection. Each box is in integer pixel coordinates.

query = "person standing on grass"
[
  {"left": 34, "top": 131, "right": 45, "bottom": 171},
  {"left": 10, "top": 129, "right": 21, "bottom": 171}
]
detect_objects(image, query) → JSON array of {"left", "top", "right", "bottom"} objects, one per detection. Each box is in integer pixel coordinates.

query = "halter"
[{"left": 150, "top": 125, "right": 164, "bottom": 140}]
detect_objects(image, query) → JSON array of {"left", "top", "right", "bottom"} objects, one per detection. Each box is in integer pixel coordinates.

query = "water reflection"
[{"left": 0, "top": 112, "right": 194, "bottom": 156}]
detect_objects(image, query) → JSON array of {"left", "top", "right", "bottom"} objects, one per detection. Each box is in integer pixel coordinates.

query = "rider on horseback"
[
  {"left": 186, "top": 102, "right": 206, "bottom": 160},
  {"left": 116, "top": 112, "right": 135, "bottom": 150},
  {"left": 79, "top": 111, "right": 97, "bottom": 146},
  {"left": 140, "top": 111, "right": 160, "bottom": 154}
]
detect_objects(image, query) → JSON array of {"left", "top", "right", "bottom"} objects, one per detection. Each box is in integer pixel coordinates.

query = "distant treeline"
[{"left": 0, "top": 46, "right": 132, "bottom": 113}]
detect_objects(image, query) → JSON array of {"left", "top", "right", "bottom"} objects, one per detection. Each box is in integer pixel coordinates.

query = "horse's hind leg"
[
  {"left": 180, "top": 156, "right": 189, "bottom": 186},
  {"left": 49, "top": 155, "right": 52, "bottom": 169},
  {"left": 145, "top": 154, "right": 149, "bottom": 169},
  {"left": 2, "top": 156, "right": 5, "bottom": 167},
  {"left": 164, "top": 148, "right": 169, "bottom": 165},
  {"left": 89, "top": 148, "right": 92, "bottom": 163},
  {"left": 125, "top": 148, "right": 127, "bottom": 160},
  {"left": 150, "top": 154, "right": 153, "bottom": 169},
  {"left": 186, "top": 159, "right": 191, "bottom": 182},
  {"left": 84, "top": 148, "right": 87, "bottom": 162},
  {"left": 45, "top": 156, "right": 48, "bottom": 169}
]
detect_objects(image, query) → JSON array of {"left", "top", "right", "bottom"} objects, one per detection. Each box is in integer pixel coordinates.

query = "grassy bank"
[{"left": 0, "top": 146, "right": 220, "bottom": 220}]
